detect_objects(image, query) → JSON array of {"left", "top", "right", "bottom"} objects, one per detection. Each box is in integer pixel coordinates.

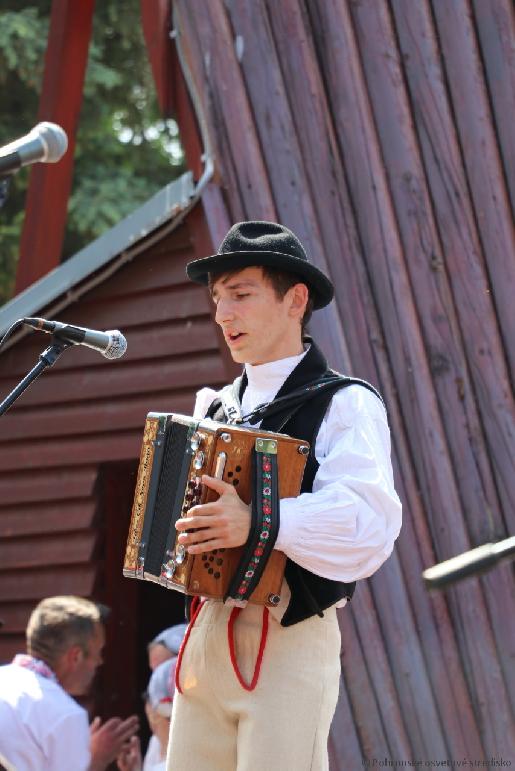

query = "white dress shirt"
[
  {"left": 194, "top": 348, "right": 402, "bottom": 605},
  {"left": 0, "top": 662, "right": 90, "bottom": 771}
]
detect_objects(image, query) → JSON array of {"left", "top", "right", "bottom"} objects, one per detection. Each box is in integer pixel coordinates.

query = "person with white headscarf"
[{"left": 118, "top": 633, "right": 182, "bottom": 771}]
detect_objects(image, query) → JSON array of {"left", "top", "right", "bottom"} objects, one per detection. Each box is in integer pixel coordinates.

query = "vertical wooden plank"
[
  {"left": 430, "top": 0, "right": 515, "bottom": 378},
  {"left": 471, "top": 0, "right": 515, "bottom": 212},
  {"left": 348, "top": 584, "right": 414, "bottom": 759},
  {"left": 15, "top": 0, "right": 96, "bottom": 293},
  {"left": 304, "top": 0, "right": 514, "bottom": 758},
  {"left": 171, "top": 47, "right": 203, "bottom": 181},
  {"left": 339, "top": 610, "right": 394, "bottom": 760},
  {"left": 174, "top": 0, "right": 276, "bottom": 221},
  {"left": 349, "top": 0, "right": 515, "bottom": 710},
  {"left": 328, "top": 671, "right": 363, "bottom": 770},
  {"left": 200, "top": 182, "right": 233, "bottom": 251},
  {"left": 389, "top": 458, "right": 484, "bottom": 759}
]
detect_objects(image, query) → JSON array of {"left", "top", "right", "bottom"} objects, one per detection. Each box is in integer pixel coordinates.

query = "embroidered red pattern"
[{"left": 235, "top": 453, "right": 273, "bottom": 597}]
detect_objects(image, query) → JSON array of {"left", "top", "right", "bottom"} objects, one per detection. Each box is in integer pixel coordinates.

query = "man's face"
[
  {"left": 211, "top": 267, "right": 307, "bottom": 365},
  {"left": 59, "top": 622, "right": 105, "bottom": 696}
]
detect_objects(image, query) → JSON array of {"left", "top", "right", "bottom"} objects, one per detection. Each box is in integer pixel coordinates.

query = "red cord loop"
[
  {"left": 175, "top": 597, "right": 205, "bottom": 695},
  {"left": 228, "top": 606, "right": 269, "bottom": 691},
  {"left": 175, "top": 600, "right": 270, "bottom": 694}
]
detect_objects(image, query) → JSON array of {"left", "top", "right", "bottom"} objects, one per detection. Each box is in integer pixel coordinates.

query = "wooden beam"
[
  {"left": 140, "top": 0, "right": 174, "bottom": 116},
  {"left": 141, "top": 0, "right": 204, "bottom": 178},
  {"left": 15, "top": 0, "right": 96, "bottom": 294}
]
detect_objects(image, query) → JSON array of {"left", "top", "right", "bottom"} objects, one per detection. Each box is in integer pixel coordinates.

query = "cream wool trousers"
[{"left": 166, "top": 599, "right": 341, "bottom": 771}]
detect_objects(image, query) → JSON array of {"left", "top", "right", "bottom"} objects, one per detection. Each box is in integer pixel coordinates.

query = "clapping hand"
[
  {"left": 117, "top": 735, "right": 142, "bottom": 771},
  {"left": 89, "top": 714, "right": 139, "bottom": 771}
]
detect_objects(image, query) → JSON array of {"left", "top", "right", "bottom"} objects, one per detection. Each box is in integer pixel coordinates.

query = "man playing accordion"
[{"left": 166, "top": 221, "right": 402, "bottom": 771}]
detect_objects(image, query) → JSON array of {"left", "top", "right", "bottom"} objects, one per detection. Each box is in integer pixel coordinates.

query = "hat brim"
[{"left": 186, "top": 250, "right": 333, "bottom": 310}]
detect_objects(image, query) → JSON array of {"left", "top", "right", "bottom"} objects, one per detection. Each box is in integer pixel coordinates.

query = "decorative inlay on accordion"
[{"left": 123, "top": 413, "right": 310, "bottom": 606}]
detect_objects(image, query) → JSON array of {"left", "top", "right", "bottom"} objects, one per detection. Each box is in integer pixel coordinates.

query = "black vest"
[{"left": 207, "top": 340, "right": 381, "bottom": 626}]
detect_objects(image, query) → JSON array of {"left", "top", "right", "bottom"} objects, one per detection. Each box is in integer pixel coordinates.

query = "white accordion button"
[
  {"left": 193, "top": 451, "right": 205, "bottom": 470},
  {"left": 176, "top": 545, "right": 186, "bottom": 564}
]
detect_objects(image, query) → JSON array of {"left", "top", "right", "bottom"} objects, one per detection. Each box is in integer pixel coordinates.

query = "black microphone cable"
[{"left": 0, "top": 319, "right": 26, "bottom": 353}]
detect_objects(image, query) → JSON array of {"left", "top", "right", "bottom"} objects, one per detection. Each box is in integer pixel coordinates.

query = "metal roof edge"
[{"left": 0, "top": 170, "right": 195, "bottom": 334}]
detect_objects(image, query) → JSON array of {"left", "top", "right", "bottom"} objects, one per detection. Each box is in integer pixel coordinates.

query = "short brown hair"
[
  {"left": 26, "top": 596, "right": 109, "bottom": 667},
  {"left": 208, "top": 266, "right": 313, "bottom": 333}
]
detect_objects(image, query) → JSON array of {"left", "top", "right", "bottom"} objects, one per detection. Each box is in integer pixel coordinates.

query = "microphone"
[
  {"left": 0, "top": 122, "right": 68, "bottom": 177},
  {"left": 422, "top": 536, "right": 515, "bottom": 589},
  {"left": 22, "top": 317, "right": 127, "bottom": 360}
]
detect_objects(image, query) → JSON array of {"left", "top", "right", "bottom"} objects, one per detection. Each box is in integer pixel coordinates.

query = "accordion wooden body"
[{"left": 123, "top": 413, "right": 309, "bottom": 606}]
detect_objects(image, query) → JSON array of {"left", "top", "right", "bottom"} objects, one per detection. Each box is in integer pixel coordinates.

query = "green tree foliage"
[{"left": 0, "top": 0, "right": 185, "bottom": 304}]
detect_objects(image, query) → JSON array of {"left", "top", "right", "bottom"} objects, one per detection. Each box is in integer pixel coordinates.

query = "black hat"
[{"left": 186, "top": 221, "right": 334, "bottom": 309}]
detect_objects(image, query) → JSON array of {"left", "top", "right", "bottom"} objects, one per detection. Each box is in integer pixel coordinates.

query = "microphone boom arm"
[{"left": 0, "top": 337, "right": 73, "bottom": 417}]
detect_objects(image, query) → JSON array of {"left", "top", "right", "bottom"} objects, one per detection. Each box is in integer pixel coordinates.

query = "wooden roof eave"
[{"left": 0, "top": 171, "right": 206, "bottom": 343}]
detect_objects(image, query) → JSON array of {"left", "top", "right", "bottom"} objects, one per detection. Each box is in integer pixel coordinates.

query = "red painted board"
[{"left": 15, "top": 0, "right": 96, "bottom": 293}]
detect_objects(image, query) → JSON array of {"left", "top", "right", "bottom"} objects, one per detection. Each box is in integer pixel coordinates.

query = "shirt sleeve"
[
  {"left": 274, "top": 385, "right": 402, "bottom": 583},
  {"left": 193, "top": 387, "right": 220, "bottom": 419}
]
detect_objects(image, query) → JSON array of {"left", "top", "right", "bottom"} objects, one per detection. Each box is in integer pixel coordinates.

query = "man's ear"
[
  {"left": 53, "top": 643, "right": 82, "bottom": 687},
  {"left": 65, "top": 643, "right": 83, "bottom": 669},
  {"left": 288, "top": 283, "right": 309, "bottom": 319}
]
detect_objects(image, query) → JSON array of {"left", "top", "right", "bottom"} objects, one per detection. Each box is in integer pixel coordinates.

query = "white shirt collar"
[{"left": 241, "top": 346, "right": 309, "bottom": 414}]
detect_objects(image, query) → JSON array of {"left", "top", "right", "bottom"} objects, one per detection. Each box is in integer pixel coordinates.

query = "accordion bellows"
[{"left": 124, "top": 413, "right": 309, "bottom": 606}]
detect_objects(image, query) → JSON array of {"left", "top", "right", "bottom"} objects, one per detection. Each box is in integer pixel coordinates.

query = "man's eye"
[{"left": 235, "top": 293, "right": 250, "bottom": 300}]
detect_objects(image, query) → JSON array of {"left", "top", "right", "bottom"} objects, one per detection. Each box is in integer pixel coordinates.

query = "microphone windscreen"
[
  {"left": 35, "top": 122, "right": 68, "bottom": 162},
  {"left": 104, "top": 331, "right": 128, "bottom": 360}
]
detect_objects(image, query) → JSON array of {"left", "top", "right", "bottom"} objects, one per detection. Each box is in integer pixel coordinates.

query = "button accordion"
[{"left": 123, "top": 413, "right": 309, "bottom": 607}]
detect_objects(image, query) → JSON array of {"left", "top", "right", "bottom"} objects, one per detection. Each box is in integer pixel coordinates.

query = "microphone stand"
[{"left": 0, "top": 336, "right": 73, "bottom": 417}]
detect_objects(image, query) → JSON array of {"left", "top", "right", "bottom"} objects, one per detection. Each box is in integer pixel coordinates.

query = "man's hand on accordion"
[{"left": 175, "top": 474, "right": 251, "bottom": 553}]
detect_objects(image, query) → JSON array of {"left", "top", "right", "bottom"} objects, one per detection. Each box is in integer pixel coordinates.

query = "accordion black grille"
[{"left": 144, "top": 420, "right": 191, "bottom": 576}]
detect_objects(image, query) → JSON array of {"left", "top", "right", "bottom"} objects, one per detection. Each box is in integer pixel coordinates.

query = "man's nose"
[{"left": 215, "top": 299, "right": 235, "bottom": 324}]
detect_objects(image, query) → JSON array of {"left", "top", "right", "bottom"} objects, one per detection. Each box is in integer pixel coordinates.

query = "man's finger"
[
  {"left": 177, "top": 513, "right": 221, "bottom": 531},
  {"left": 101, "top": 717, "right": 122, "bottom": 730},
  {"left": 188, "top": 538, "right": 228, "bottom": 554},
  {"left": 201, "top": 474, "right": 236, "bottom": 495},
  {"left": 178, "top": 525, "right": 224, "bottom": 545},
  {"left": 112, "top": 716, "right": 139, "bottom": 739},
  {"left": 119, "top": 716, "right": 139, "bottom": 731},
  {"left": 90, "top": 716, "right": 101, "bottom": 733},
  {"left": 177, "top": 502, "right": 220, "bottom": 524}
]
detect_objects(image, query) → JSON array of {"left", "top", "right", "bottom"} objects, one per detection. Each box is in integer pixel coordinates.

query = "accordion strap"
[
  {"left": 219, "top": 376, "right": 244, "bottom": 424},
  {"left": 225, "top": 438, "right": 280, "bottom": 604}
]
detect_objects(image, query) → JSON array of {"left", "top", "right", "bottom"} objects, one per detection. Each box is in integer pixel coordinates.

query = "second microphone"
[{"left": 23, "top": 317, "right": 127, "bottom": 360}]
